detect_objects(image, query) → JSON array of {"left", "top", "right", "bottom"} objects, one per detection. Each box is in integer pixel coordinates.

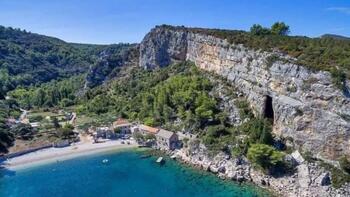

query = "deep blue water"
[{"left": 0, "top": 150, "right": 269, "bottom": 197}]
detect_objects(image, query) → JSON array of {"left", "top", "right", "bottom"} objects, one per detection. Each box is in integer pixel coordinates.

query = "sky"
[{"left": 0, "top": 0, "right": 349, "bottom": 44}]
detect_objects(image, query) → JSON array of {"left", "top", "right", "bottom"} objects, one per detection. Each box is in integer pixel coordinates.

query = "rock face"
[
  {"left": 173, "top": 142, "right": 350, "bottom": 197},
  {"left": 85, "top": 44, "right": 139, "bottom": 88},
  {"left": 140, "top": 26, "right": 350, "bottom": 161}
]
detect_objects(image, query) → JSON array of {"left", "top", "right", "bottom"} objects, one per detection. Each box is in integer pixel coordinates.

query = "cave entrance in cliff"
[{"left": 263, "top": 95, "right": 274, "bottom": 123}]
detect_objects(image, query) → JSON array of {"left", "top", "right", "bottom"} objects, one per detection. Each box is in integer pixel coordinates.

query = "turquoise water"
[{"left": 0, "top": 150, "right": 269, "bottom": 197}]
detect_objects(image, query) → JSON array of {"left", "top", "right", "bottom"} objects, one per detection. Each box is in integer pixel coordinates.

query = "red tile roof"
[
  {"left": 140, "top": 125, "right": 159, "bottom": 134},
  {"left": 113, "top": 118, "right": 130, "bottom": 126}
]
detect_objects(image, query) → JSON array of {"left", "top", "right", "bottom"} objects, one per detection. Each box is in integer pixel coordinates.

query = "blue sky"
[{"left": 0, "top": 0, "right": 349, "bottom": 44}]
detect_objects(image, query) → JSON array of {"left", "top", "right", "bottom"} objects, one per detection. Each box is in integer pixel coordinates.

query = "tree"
[
  {"left": 58, "top": 124, "right": 74, "bottom": 139},
  {"left": 240, "top": 118, "right": 274, "bottom": 145},
  {"left": 10, "top": 123, "right": 35, "bottom": 140},
  {"left": 114, "top": 127, "right": 122, "bottom": 134},
  {"left": 143, "top": 117, "right": 156, "bottom": 126},
  {"left": 250, "top": 24, "right": 270, "bottom": 36},
  {"left": 133, "top": 132, "right": 144, "bottom": 143},
  {"left": 144, "top": 133, "right": 156, "bottom": 141},
  {"left": 52, "top": 117, "right": 61, "bottom": 129},
  {"left": 271, "top": 22, "right": 290, "bottom": 35},
  {"left": 247, "top": 144, "right": 285, "bottom": 172},
  {"left": 0, "top": 129, "right": 14, "bottom": 153}
]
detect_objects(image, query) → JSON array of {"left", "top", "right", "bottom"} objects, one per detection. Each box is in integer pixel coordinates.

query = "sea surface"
[{"left": 0, "top": 150, "right": 270, "bottom": 197}]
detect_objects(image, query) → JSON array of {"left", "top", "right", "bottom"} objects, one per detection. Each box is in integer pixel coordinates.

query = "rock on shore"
[{"left": 172, "top": 145, "right": 350, "bottom": 197}]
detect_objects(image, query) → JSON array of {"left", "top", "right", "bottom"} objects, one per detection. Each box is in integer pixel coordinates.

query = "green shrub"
[
  {"left": 320, "top": 162, "right": 350, "bottom": 188},
  {"left": 331, "top": 69, "right": 347, "bottom": 91},
  {"left": 29, "top": 115, "right": 44, "bottom": 122},
  {"left": 247, "top": 144, "right": 285, "bottom": 173},
  {"left": 339, "top": 156, "right": 350, "bottom": 174},
  {"left": 240, "top": 118, "right": 274, "bottom": 145},
  {"left": 235, "top": 99, "right": 254, "bottom": 119}
]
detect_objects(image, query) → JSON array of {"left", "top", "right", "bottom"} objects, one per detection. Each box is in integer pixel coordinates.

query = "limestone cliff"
[{"left": 140, "top": 25, "right": 350, "bottom": 161}]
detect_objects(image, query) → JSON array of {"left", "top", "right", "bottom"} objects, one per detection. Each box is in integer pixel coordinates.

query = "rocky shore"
[{"left": 168, "top": 143, "right": 350, "bottom": 197}]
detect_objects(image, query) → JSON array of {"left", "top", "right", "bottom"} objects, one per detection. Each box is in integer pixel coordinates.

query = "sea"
[{"left": 0, "top": 149, "right": 270, "bottom": 197}]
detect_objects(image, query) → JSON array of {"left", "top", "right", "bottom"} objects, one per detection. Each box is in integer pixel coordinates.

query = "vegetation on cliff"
[
  {"left": 81, "top": 62, "right": 220, "bottom": 130},
  {"left": 160, "top": 24, "right": 350, "bottom": 80}
]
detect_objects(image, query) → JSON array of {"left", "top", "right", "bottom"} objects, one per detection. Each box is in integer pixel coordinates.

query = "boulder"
[
  {"left": 291, "top": 150, "right": 305, "bottom": 164},
  {"left": 315, "top": 172, "right": 331, "bottom": 186},
  {"left": 298, "top": 164, "right": 311, "bottom": 188}
]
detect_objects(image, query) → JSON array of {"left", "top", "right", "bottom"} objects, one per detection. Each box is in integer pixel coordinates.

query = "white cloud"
[{"left": 327, "top": 7, "right": 350, "bottom": 15}]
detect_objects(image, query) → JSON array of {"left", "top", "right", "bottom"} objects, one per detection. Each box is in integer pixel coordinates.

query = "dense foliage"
[
  {"left": 0, "top": 25, "right": 133, "bottom": 96},
  {"left": 9, "top": 75, "right": 85, "bottom": 109},
  {"left": 250, "top": 22, "right": 290, "bottom": 36},
  {"left": 82, "top": 62, "right": 219, "bottom": 130},
  {"left": 0, "top": 100, "right": 20, "bottom": 153},
  {"left": 10, "top": 123, "right": 35, "bottom": 140},
  {"left": 247, "top": 143, "right": 285, "bottom": 172}
]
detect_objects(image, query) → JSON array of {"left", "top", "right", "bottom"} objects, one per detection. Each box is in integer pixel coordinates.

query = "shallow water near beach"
[{"left": 0, "top": 150, "right": 270, "bottom": 197}]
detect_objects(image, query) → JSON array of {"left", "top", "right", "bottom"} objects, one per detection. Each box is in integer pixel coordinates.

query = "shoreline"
[
  {"left": 144, "top": 149, "right": 273, "bottom": 196},
  {"left": 2, "top": 142, "right": 273, "bottom": 196},
  {"left": 2, "top": 140, "right": 139, "bottom": 170}
]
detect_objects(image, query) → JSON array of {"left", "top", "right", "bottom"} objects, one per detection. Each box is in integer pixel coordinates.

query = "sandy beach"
[{"left": 3, "top": 139, "right": 139, "bottom": 170}]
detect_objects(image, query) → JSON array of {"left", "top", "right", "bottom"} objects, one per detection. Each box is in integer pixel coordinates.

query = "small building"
[
  {"left": 112, "top": 118, "right": 133, "bottom": 135},
  {"left": 155, "top": 129, "right": 179, "bottom": 150},
  {"left": 137, "top": 124, "right": 159, "bottom": 135},
  {"left": 94, "top": 127, "right": 116, "bottom": 139}
]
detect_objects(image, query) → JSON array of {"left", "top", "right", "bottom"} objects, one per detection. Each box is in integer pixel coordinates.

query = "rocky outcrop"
[
  {"left": 140, "top": 26, "right": 350, "bottom": 161},
  {"left": 173, "top": 142, "right": 350, "bottom": 197},
  {"left": 85, "top": 44, "right": 138, "bottom": 88}
]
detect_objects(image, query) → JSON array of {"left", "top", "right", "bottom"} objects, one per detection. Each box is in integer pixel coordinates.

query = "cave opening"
[{"left": 263, "top": 95, "right": 274, "bottom": 122}]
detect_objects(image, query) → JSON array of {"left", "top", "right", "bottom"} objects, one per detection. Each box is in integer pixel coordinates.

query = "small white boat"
[
  {"left": 156, "top": 157, "right": 165, "bottom": 165},
  {"left": 102, "top": 159, "right": 109, "bottom": 164}
]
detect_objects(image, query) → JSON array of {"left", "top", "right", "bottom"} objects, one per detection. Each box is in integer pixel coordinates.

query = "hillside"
[
  {"left": 140, "top": 25, "right": 350, "bottom": 160},
  {"left": 1, "top": 24, "right": 350, "bottom": 195},
  {"left": 321, "top": 34, "right": 350, "bottom": 41},
  {"left": 0, "top": 26, "right": 134, "bottom": 98},
  {"left": 139, "top": 25, "right": 350, "bottom": 196}
]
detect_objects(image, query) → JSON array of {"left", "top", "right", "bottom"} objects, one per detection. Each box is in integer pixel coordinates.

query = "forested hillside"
[{"left": 0, "top": 26, "right": 134, "bottom": 98}]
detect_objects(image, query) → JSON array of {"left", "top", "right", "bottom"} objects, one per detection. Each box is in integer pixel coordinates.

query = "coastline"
[
  {"left": 142, "top": 149, "right": 273, "bottom": 196},
  {"left": 2, "top": 140, "right": 139, "bottom": 170}
]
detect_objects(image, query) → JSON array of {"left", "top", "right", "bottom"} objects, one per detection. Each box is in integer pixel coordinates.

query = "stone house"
[
  {"left": 155, "top": 129, "right": 179, "bottom": 150},
  {"left": 94, "top": 127, "right": 116, "bottom": 139},
  {"left": 134, "top": 124, "right": 159, "bottom": 135},
  {"left": 112, "top": 118, "right": 133, "bottom": 135}
]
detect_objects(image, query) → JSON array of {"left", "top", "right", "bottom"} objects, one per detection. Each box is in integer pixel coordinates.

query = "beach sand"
[{"left": 3, "top": 140, "right": 139, "bottom": 170}]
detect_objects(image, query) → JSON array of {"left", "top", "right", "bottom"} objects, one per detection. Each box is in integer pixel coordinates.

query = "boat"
[
  {"left": 170, "top": 155, "right": 177, "bottom": 160},
  {"left": 156, "top": 157, "right": 165, "bottom": 165},
  {"left": 102, "top": 159, "right": 109, "bottom": 164}
]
